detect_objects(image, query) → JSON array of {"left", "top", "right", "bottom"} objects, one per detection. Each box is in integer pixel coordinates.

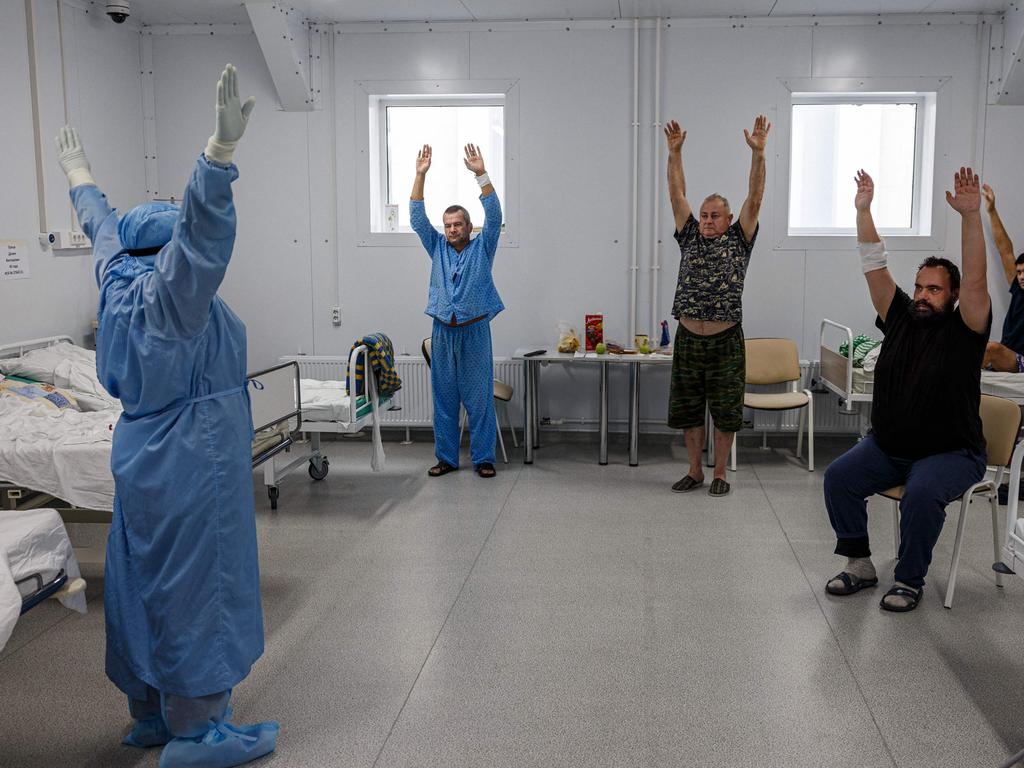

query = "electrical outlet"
[
  {"left": 330, "top": 306, "right": 341, "bottom": 325},
  {"left": 41, "top": 230, "right": 90, "bottom": 251}
]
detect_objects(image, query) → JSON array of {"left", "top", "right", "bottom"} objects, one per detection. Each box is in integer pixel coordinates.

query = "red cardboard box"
[{"left": 585, "top": 314, "right": 604, "bottom": 352}]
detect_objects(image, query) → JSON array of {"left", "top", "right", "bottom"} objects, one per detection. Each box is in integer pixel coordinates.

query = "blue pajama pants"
[
  {"left": 431, "top": 319, "right": 496, "bottom": 468},
  {"left": 823, "top": 433, "right": 987, "bottom": 588}
]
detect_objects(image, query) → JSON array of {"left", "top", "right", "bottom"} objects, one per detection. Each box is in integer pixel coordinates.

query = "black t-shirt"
[
  {"left": 1000, "top": 280, "right": 1024, "bottom": 353},
  {"left": 871, "top": 288, "right": 990, "bottom": 460}
]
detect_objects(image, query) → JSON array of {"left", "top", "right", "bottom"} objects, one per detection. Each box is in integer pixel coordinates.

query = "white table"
[{"left": 513, "top": 348, "right": 674, "bottom": 466}]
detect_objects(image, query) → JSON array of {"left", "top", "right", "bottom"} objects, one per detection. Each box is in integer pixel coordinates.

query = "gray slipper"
[
  {"left": 672, "top": 475, "right": 704, "bottom": 493},
  {"left": 708, "top": 478, "right": 730, "bottom": 496}
]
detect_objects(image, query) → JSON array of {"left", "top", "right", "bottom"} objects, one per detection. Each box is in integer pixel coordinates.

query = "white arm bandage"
[
  {"left": 859, "top": 240, "right": 888, "bottom": 274},
  {"left": 475, "top": 172, "right": 491, "bottom": 188}
]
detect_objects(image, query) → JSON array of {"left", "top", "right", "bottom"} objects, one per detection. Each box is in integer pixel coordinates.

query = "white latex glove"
[
  {"left": 55, "top": 125, "right": 96, "bottom": 187},
  {"left": 204, "top": 64, "right": 256, "bottom": 166}
]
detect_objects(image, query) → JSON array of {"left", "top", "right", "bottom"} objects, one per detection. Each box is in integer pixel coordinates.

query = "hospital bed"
[
  {"left": 819, "top": 319, "right": 1024, "bottom": 587},
  {"left": 0, "top": 336, "right": 311, "bottom": 515},
  {"left": 0, "top": 507, "right": 88, "bottom": 653},
  {"left": 280, "top": 346, "right": 394, "bottom": 452}
]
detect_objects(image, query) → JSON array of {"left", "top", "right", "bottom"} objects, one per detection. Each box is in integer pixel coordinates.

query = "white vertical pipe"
[
  {"left": 629, "top": 18, "right": 640, "bottom": 343},
  {"left": 650, "top": 17, "right": 662, "bottom": 342}
]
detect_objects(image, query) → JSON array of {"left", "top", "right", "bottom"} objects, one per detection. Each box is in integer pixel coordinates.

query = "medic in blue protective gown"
[
  {"left": 56, "top": 64, "right": 277, "bottom": 768},
  {"left": 72, "top": 156, "right": 264, "bottom": 699},
  {"left": 410, "top": 143, "right": 503, "bottom": 478}
]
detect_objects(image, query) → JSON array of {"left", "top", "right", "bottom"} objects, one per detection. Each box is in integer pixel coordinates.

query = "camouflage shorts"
[{"left": 667, "top": 323, "right": 745, "bottom": 433}]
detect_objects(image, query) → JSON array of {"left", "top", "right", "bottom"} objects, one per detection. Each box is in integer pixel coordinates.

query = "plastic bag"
[{"left": 557, "top": 322, "right": 580, "bottom": 353}]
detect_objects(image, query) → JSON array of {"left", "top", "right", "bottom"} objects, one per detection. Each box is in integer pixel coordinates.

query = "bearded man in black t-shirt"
[{"left": 822, "top": 168, "right": 991, "bottom": 613}]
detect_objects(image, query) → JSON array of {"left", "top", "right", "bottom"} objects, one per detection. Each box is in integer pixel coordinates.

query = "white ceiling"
[{"left": 118, "top": 0, "right": 1011, "bottom": 26}]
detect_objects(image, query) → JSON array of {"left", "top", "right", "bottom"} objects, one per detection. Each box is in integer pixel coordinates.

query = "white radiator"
[{"left": 285, "top": 355, "right": 525, "bottom": 427}]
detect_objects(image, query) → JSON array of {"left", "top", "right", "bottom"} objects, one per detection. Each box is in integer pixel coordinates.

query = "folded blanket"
[
  {"left": 347, "top": 333, "right": 402, "bottom": 398},
  {"left": 839, "top": 334, "right": 881, "bottom": 368}
]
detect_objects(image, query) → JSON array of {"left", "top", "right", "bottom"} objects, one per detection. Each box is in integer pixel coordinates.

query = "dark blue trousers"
[{"left": 823, "top": 433, "right": 986, "bottom": 588}]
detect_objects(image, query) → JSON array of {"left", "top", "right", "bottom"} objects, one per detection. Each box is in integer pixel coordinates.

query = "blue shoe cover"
[
  {"left": 122, "top": 716, "right": 172, "bottom": 748},
  {"left": 159, "top": 720, "right": 279, "bottom": 768}
]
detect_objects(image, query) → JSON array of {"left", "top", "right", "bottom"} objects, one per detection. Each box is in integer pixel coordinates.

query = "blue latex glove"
[{"left": 204, "top": 64, "right": 255, "bottom": 166}]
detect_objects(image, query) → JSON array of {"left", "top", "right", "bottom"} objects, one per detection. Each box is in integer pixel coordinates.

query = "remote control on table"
[{"left": 523, "top": 349, "right": 546, "bottom": 357}]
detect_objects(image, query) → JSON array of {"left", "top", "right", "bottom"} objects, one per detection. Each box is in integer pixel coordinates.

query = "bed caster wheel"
[
  {"left": 308, "top": 458, "right": 329, "bottom": 480},
  {"left": 268, "top": 485, "right": 279, "bottom": 510}
]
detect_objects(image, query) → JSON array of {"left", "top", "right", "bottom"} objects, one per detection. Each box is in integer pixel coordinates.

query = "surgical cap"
[{"left": 118, "top": 202, "right": 179, "bottom": 251}]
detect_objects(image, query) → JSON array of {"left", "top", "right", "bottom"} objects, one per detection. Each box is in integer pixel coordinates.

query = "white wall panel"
[
  {"left": 0, "top": 2, "right": 145, "bottom": 347},
  {"left": 151, "top": 31, "right": 316, "bottom": 369}
]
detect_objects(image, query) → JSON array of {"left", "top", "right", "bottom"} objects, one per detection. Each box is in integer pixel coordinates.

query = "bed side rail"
[
  {"left": 248, "top": 360, "right": 302, "bottom": 434},
  {"left": 819, "top": 319, "right": 856, "bottom": 408},
  {"left": 0, "top": 335, "right": 76, "bottom": 361}
]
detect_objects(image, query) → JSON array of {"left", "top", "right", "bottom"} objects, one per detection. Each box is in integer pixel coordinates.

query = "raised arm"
[
  {"left": 855, "top": 170, "right": 897, "bottom": 322},
  {"left": 409, "top": 145, "right": 439, "bottom": 253},
  {"left": 982, "top": 183, "right": 1016, "bottom": 286},
  {"left": 947, "top": 167, "right": 991, "bottom": 334},
  {"left": 57, "top": 126, "right": 123, "bottom": 287},
  {"left": 464, "top": 144, "right": 501, "bottom": 258},
  {"left": 411, "top": 144, "right": 430, "bottom": 202},
  {"left": 664, "top": 120, "right": 691, "bottom": 231},
  {"left": 738, "top": 115, "right": 770, "bottom": 242},
  {"left": 146, "top": 64, "right": 254, "bottom": 338},
  {"left": 56, "top": 126, "right": 106, "bottom": 238}
]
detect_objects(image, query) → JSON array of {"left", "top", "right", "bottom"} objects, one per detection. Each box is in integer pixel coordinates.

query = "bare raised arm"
[
  {"left": 948, "top": 168, "right": 991, "bottom": 334},
  {"left": 982, "top": 183, "right": 1016, "bottom": 286},
  {"left": 855, "top": 170, "right": 897, "bottom": 321},
  {"left": 411, "top": 144, "right": 431, "bottom": 201},
  {"left": 738, "top": 115, "right": 770, "bottom": 242},
  {"left": 664, "top": 120, "right": 691, "bottom": 231}
]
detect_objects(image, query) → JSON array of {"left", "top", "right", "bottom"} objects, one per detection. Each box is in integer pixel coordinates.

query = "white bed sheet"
[
  {"left": 0, "top": 508, "right": 87, "bottom": 652},
  {"left": 0, "top": 342, "right": 118, "bottom": 412},
  {"left": 0, "top": 396, "right": 116, "bottom": 511},
  {"left": 980, "top": 371, "right": 1024, "bottom": 402},
  {"left": 300, "top": 379, "right": 352, "bottom": 424}
]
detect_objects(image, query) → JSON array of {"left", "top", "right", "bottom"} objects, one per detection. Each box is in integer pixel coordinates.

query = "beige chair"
[
  {"left": 731, "top": 338, "right": 813, "bottom": 471},
  {"left": 876, "top": 394, "right": 1021, "bottom": 609},
  {"left": 421, "top": 338, "right": 516, "bottom": 463}
]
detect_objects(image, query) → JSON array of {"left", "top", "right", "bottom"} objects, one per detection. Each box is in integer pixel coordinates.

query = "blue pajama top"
[{"left": 410, "top": 191, "right": 503, "bottom": 323}]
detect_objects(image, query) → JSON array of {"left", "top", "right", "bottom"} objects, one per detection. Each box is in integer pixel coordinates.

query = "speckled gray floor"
[{"left": 2, "top": 430, "right": 1024, "bottom": 768}]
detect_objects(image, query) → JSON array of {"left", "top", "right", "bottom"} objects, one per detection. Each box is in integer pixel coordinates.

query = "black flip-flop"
[
  {"left": 879, "top": 584, "right": 923, "bottom": 612},
  {"left": 825, "top": 571, "right": 879, "bottom": 596},
  {"left": 671, "top": 475, "right": 704, "bottom": 493},
  {"left": 475, "top": 462, "right": 496, "bottom": 478},
  {"left": 428, "top": 461, "right": 458, "bottom": 477}
]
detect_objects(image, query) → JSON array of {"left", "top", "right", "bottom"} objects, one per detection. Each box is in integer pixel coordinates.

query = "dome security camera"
[{"left": 105, "top": 1, "right": 130, "bottom": 23}]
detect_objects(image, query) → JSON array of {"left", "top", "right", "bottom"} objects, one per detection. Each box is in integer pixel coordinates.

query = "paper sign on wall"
[{"left": 1, "top": 241, "right": 30, "bottom": 281}]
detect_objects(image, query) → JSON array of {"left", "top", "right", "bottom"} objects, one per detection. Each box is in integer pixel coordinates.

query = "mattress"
[
  {"left": 300, "top": 379, "right": 353, "bottom": 423},
  {"left": 0, "top": 508, "right": 87, "bottom": 652},
  {"left": 298, "top": 379, "right": 390, "bottom": 425}
]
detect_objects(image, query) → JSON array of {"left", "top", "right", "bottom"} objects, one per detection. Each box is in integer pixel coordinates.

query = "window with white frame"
[
  {"left": 370, "top": 94, "right": 505, "bottom": 234},
  {"left": 787, "top": 92, "right": 936, "bottom": 237}
]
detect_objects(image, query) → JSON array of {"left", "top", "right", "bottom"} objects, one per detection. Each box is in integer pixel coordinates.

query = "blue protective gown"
[{"left": 70, "top": 154, "right": 264, "bottom": 700}]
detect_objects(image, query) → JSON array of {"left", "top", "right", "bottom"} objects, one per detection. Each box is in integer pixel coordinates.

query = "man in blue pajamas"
[{"left": 410, "top": 143, "right": 503, "bottom": 478}]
